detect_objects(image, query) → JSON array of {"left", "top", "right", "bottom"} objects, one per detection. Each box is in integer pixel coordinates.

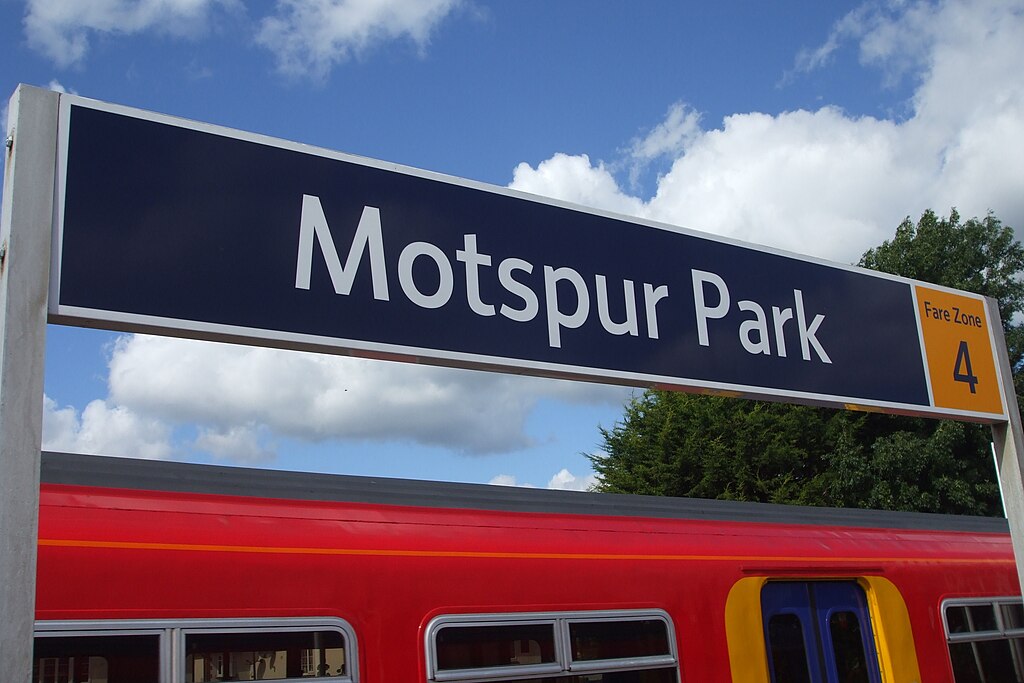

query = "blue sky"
[{"left": 3, "top": 0, "right": 1023, "bottom": 489}]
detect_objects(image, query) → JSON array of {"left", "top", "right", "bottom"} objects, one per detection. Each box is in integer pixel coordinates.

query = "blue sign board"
[{"left": 49, "top": 96, "right": 1008, "bottom": 421}]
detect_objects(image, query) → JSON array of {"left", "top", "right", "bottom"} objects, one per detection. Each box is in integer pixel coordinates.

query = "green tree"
[
  {"left": 593, "top": 391, "right": 834, "bottom": 504},
  {"left": 590, "top": 210, "right": 1022, "bottom": 515}
]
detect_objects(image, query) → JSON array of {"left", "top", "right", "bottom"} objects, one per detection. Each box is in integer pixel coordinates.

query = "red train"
[{"left": 33, "top": 451, "right": 1022, "bottom": 683}]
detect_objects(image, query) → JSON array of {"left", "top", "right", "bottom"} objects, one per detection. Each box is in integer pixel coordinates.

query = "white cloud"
[
  {"left": 488, "top": 474, "right": 529, "bottom": 487},
  {"left": 630, "top": 103, "right": 703, "bottom": 163},
  {"left": 510, "top": 153, "right": 645, "bottom": 218},
  {"left": 790, "top": 8, "right": 863, "bottom": 75},
  {"left": 510, "top": 0, "right": 1024, "bottom": 264},
  {"left": 488, "top": 469, "right": 598, "bottom": 491},
  {"left": 644, "top": 106, "right": 916, "bottom": 261},
  {"left": 547, "top": 468, "right": 598, "bottom": 492},
  {"left": 24, "top": 0, "right": 237, "bottom": 67},
  {"left": 511, "top": 110, "right": 910, "bottom": 262},
  {"left": 194, "top": 424, "right": 274, "bottom": 463},
  {"left": 787, "top": 1, "right": 940, "bottom": 88},
  {"left": 257, "top": 0, "right": 461, "bottom": 79},
  {"left": 106, "top": 335, "right": 625, "bottom": 456},
  {"left": 46, "top": 79, "right": 75, "bottom": 94},
  {"left": 42, "top": 395, "right": 173, "bottom": 459}
]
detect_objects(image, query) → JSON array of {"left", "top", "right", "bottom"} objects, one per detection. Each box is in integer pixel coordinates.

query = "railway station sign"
[{"left": 49, "top": 94, "right": 1007, "bottom": 422}]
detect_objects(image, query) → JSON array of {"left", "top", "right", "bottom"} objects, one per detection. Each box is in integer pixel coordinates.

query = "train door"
[{"left": 761, "top": 581, "right": 883, "bottom": 683}]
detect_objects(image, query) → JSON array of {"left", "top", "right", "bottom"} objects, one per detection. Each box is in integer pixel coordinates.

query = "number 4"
[{"left": 953, "top": 340, "right": 978, "bottom": 394}]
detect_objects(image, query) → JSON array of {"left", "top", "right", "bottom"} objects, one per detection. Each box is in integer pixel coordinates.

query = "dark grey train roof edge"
[{"left": 41, "top": 451, "right": 1010, "bottom": 534}]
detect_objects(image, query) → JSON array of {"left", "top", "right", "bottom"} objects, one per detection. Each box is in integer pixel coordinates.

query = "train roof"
[{"left": 41, "top": 450, "right": 1010, "bottom": 534}]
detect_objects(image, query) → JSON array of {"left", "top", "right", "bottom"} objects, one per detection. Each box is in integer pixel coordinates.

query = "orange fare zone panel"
[{"left": 916, "top": 286, "right": 1004, "bottom": 416}]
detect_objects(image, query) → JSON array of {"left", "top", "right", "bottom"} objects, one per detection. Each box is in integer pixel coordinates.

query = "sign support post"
[
  {"left": 987, "top": 296, "right": 1024, "bottom": 591},
  {"left": 0, "top": 84, "right": 58, "bottom": 681}
]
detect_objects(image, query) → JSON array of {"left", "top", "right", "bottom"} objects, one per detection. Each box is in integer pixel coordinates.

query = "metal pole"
[
  {"left": 986, "top": 296, "right": 1024, "bottom": 594},
  {"left": 992, "top": 442, "right": 1008, "bottom": 517},
  {"left": 0, "top": 84, "right": 59, "bottom": 682}
]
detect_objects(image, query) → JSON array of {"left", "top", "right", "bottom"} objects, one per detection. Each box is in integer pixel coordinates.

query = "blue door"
[{"left": 761, "top": 581, "right": 883, "bottom": 683}]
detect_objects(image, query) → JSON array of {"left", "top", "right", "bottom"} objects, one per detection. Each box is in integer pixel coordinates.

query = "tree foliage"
[{"left": 590, "top": 210, "right": 1023, "bottom": 515}]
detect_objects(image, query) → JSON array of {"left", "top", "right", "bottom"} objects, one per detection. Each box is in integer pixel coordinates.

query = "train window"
[
  {"left": 947, "top": 604, "right": 998, "bottom": 634},
  {"left": 35, "top": 618, "right": 358, "bottom": 683},
  {"left": 766, "top": 614, "right": 811, "bottom": 683},
  {"left": 944, "top": 597, "right": 1024, "bottom": 683},
  {"left": 426, "top": 610, "right": 678, "bottom": 682},
  {"left": 1004, "top": 603, "right": 1024, "bottom": 630},
  {"left": 828, "top": 612, "right": 869, "bottom": 683},
  {"left": 568, "top": 618, "right": 671, "bottom": 662},
  {"left": 185, "top": 629, "right": 347, "bottom": 681},
  {"left": 434, "top": 622, "right": 558, "bottom": 671},
  {"left": 33, "top": 633, "right": 160, "bottom": 683}
]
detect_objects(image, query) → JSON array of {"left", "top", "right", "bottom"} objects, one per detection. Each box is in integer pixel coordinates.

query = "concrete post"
[
  {"left": 0, "top": 84, "right": 59, "bottom": 682},
  {"left": 986, "top": 296, "right": 1024, "bottom": 594}
]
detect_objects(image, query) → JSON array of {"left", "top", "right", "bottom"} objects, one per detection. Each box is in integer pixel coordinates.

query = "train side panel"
[{"left": 35, "top": 482, "right": 1019, "bottom": 682}]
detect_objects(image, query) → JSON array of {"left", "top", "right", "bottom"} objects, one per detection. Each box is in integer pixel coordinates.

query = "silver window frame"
[
  {"left": 942, "top": 597, "right": 1024, "bottom": 643},
  {"left": 426, "top": 615, "right": 563, "bottom": 682},
  {"left": 424, "top": 608, "right": 678, "bottom": 682},
  {"left": 35, "top": 617, "right": 358, "bottom": 683},
  {"left": 942, "top": 596, "right": 1024, "bottom": 683},
  {"left": 562, "top": 612, "right": 678, "bottom": 674}
]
